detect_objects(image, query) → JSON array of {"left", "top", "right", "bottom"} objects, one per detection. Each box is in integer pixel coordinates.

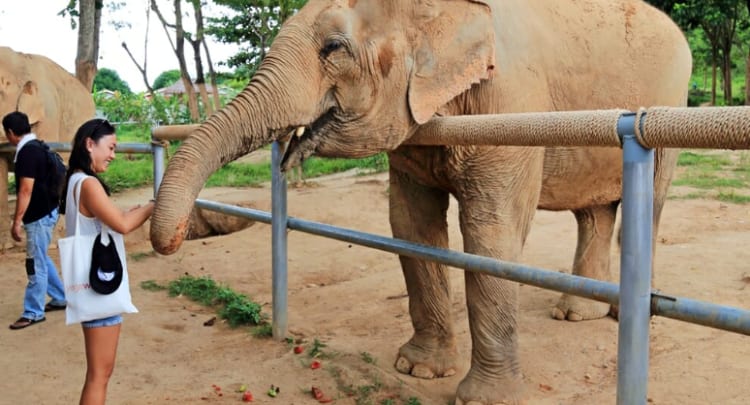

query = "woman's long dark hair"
[{"left": 60, "top": 118, "right": 116, "bottom": 215}]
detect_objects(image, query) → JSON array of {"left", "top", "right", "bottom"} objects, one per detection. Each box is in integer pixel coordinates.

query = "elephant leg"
[
  {"left": 389, "top": 169, "right": 458, "bottom": 379},
  {"left": 552, "top": 202, "right": 619, "bottom": 321},
  {"left": 455, "top": 156, "right": 542, "bottom": 405},
  {"left": 651, "top": 148, "right": 679, "bottom": 285}
]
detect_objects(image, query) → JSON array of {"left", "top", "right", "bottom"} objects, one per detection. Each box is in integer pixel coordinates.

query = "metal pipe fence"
[{"left": 33, "top": 106, "right": 744, "bottom": 405}]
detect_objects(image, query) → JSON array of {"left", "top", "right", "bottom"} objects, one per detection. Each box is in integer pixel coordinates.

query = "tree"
[
  {"left": 186, "top": 0, "right": 215, "bottom": 116},
  {"left": 121, "top": 1, "right": 156, "bottom": 95},
  {"left": 60, "top": 0, "right": 105, "bottom": 91},
  {"left": 150, "top": 0, "right": 200, "bottom": 121},
  {"left": 206, "top": 0, "right": 307, "bottom": 78},
  {"left": 153, "top": 70, "right": 182, "bottom": 90},
  {"left": 93, "top": 68, "right": 132, "bottom": 94},
  {"left": 647, "top": 0, "right": 744, "bottom": 105}
]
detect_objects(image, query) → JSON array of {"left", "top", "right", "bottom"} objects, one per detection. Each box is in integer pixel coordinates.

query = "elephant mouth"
[{"left": 279, "top": 108, "right": 338, "bottom": 171}]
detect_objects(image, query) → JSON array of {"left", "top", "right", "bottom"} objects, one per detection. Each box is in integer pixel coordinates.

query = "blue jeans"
[
  {"left": 82, "top": 314, "right": 123, "bottom": 329},
  {"left": 22, "top": 208, "right": 66, "bottom": 320}
]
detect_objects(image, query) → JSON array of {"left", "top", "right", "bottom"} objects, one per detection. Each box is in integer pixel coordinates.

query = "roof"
[{"left": 156, "top": 80, "right": 217, "bottom": 96}]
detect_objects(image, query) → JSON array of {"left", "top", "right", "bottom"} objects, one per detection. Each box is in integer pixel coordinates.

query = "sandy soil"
[{"left": 1, "top": 169, "right": 749, "bottom": 405}]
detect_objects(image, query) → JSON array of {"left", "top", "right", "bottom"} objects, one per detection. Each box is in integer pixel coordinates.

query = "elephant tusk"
[{"left": 295, "top": 126, "right": 305, "bottom": 137}]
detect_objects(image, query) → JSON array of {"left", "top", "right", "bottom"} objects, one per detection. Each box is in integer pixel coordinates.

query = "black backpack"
[{"left": 27, "top": 139, "right": 67, "bottom": 205}]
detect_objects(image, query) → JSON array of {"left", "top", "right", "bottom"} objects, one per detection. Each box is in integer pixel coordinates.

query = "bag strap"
[
  {"left": 71, "top": 175, "right": 85, "bottom": 237},
  {"left": 72, "top": 174, "right": 113, "bottom": 245}
]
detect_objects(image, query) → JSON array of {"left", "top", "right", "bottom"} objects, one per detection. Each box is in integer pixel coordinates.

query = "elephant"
[
  {"left": 149, "top": 1, "right": 692, "bottom": 403},
  {"left": 0, "top": 46, "right": 96, "bottom": 249}
]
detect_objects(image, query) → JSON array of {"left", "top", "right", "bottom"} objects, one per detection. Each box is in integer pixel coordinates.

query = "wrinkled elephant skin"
[
  {"left": 0, "top": 46, "right": 96, "bottom": 250},
  {"left": 150, "top": 1, "right": 692, "bottom": 403}
]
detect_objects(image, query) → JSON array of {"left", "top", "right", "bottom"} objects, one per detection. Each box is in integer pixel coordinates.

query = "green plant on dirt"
[
  {"left": 361, "top": 351, "right": 377, "bottom": 365},
  {"left": 129, "top": 250, "right": 157, "bottom": 262},
  {"left": 251, "top": 322, "right": 273, "bottom": 337},
  {"left": 327, "top": 360, "right": 423, "bottom": 405},
  {"left": 168, "top": 275, "right": 266, "bottom": 327},
  {"left": 337, "top": 380, "right": 382, "bottom": 405},
  {"left": 140, "top": 280, "right": 167, "bottom": 292},
  {"left": 308, "top": 338, "right": 328, "bottom": 358}
]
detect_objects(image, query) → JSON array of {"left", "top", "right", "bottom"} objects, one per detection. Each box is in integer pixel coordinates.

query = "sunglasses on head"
[{"left": 91, "top": 119, "right": 110, "bottom": 137}]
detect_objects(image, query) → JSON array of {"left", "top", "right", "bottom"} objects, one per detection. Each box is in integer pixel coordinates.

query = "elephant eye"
[{"left": 320, "top": 39, "right": 345, "bottom": 58}]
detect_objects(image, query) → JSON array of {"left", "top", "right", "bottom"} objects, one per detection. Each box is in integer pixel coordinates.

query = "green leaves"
[
  {"left": 206, "top": 0, "right": 308, "bottom": 76},
  {"left": 168, "top": 275, "right": 267, "bottom": 328}
]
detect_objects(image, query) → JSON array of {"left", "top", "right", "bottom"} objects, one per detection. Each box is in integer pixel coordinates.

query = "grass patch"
[
  {"left": 129, "top": 250, "right": 157, "bottom": 262},
  {"left": 677, "top": 151, "right": 732, "bottom": 167},
  {"left": 717, "top": 190, "right": 750, "bottom": 204},
  {"left": 167, "top": 275, "right": 266, "bottom": 328},
  {"left": 361, "top": 351, "right": 377, "bottom": 365},
  {"left": 672, "top": 150, "right": 750, "bottom": 203},
  {"left": 140, "top": 280, "right": 167, "bottom": 291}
]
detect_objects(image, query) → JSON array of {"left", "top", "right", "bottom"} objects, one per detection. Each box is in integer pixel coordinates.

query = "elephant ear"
[
  {"left": 16, "top": 81, "right": 45, "bottom": 127},
  {"left": 408, "top": 0, "right": 496, "bottom": 124}
]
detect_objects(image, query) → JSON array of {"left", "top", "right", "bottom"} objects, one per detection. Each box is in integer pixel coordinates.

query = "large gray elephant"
[
  {"left": 0, "top": 46, "right": 96, "bottom": 249},
  {"left": 150, "top": 1, "right": 692, "bottom": 403}
]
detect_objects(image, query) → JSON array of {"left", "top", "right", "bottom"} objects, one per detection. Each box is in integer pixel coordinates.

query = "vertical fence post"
[
  {"left": 271, "top": 142, "right": 289, "bottom": 339},
  {"left": 151, "top": 131, "right": 165, "bottom": 196},
  {"left": 616, "top": 114, "right": 654, "bottom": 405}
]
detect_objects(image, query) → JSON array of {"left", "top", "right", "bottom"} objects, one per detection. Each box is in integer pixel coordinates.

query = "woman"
[{"left": 61, "top": 118, "right": 154, "bottom": 405}]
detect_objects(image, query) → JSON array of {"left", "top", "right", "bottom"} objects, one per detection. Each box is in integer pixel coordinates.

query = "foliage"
[
  {"left": 167, "top": 275, "right": 266, "bottom": 327},
  {"left": 308, "top": 338, "right": 327, "bottom": 358},
  {"left": 152, "top": 70, "right": 182, "bottom": 90},
  {"left": 646, "top": 0, "right": 748, "bottom": 105},
  {"left": 94, "top": 90, "right": 194, "bottom": 126},
  {"left": 140, "top": 280, "right": 167, "bottom": 291},
  {"left": 93, "top": 67, "right": 132, "bottom": 94},
  {"left": 206, "top": 0, "right": 307, "bottom": 78}
]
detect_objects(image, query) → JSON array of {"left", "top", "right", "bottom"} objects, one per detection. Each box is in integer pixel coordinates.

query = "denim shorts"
[{"left": 82, "top": 314, "right": 123, "bottom": 329}]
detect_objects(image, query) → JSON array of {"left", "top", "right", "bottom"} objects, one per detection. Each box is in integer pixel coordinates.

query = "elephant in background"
[
  {"left": 149, "top": 1, "right": 692, "bottom": 403},
  {"left": 0, "top": 46, "right": 96, "bottom": 249}
]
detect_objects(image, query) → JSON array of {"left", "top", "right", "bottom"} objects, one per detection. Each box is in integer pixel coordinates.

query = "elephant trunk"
[{"left": 150, "top": 48, "right": 319, "bottom": 255}]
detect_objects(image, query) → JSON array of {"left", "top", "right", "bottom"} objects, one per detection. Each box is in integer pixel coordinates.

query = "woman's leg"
[{"left": 79, "top": 324, "right": 121, "bottom": 405}]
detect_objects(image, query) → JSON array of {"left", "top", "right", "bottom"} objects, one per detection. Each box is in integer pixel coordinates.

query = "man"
[{"left": 2, "top": 111, "right": 66, "bottom": 330}]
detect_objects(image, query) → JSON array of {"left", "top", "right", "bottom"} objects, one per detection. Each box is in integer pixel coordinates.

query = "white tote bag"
[{"left": 58, "top": 177, "right": 138, "bottom": 325}]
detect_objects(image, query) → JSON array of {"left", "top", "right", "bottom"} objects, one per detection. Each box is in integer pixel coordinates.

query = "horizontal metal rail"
[
  {"left": 406, "top": 107, "right": 750, "bottom": 149},
  {"left": 0, "top": 142, "right": 153, "bottom": 154},
  {"left": 194, "top": 198, "right": 750, "bottom": 336}
]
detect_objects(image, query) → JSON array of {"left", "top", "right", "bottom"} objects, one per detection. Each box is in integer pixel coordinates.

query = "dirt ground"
[{"left": 1, "top": 168, "right": 749, "bottom": 405}]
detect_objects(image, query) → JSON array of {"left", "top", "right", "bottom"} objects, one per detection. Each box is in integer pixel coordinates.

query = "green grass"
[
  {"left": 95, "top": 144, "right": 389, "bottom": 191},
  {"left": 166, "top": 275, "right": 267, "bottom": 328},
  {"left": 671, "top": 150, "right": 750, "bottom": 204}
]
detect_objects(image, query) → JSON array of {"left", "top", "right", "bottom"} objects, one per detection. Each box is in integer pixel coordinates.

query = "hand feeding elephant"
[
  {"left": 150, "top": 1, "right": 692, "bottom": 403},
  {"left": 0, "top": 46, "right": 96, "bottom": 249}
]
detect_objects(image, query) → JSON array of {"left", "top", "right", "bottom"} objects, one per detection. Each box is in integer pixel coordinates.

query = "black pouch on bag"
[{"left": 89, "top": 232, "right": 123, "bottom": 295}]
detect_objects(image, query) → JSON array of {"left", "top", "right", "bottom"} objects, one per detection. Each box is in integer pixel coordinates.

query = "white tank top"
[{"left": 65, "top": 172, "right": 102, "bottom": 237}]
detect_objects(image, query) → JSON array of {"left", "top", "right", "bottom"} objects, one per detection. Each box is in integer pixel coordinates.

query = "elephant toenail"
[
  {"left": 395, "top": 356, "right": 413, "bottom": 374},
  {"left": 411, "top": 364, "right": 436, "bottom": 379}
]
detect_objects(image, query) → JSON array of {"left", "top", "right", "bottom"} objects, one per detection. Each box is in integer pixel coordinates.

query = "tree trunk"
[
  {"left": 190, "top": 0, "right": 214, "bottom": 116},
  {"left": 202, "top": 40, "right": 222, "bottom": 109},
  {"left": 151, "top": 0, "right": 199, "bottom": 121},
  {"left": 723, "top": 50, "right": 732, "bottom": 105},
  {"left": 711, "top": 62, "right": 717, "bottom": 106},
  {"left": 75, "top": 0, "right": 100, "bottom": 90},
  {"left": 173, "top": 0, "right": 199, "bottom": 120}
]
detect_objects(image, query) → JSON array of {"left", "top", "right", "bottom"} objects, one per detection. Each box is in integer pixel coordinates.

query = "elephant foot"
[
  {"left": 455, "top": 369, "right": 524, "bottom": 405},
  {"left": 394, "top": 340, "right": 458, "bottom": 379},
  {"left": 551, "top": 294, "right": 611, "bottom": 321}
]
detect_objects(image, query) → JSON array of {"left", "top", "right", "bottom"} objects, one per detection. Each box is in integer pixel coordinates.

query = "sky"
[{"left": 0, "top": 1, "right": 238, "bottom": 93}]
